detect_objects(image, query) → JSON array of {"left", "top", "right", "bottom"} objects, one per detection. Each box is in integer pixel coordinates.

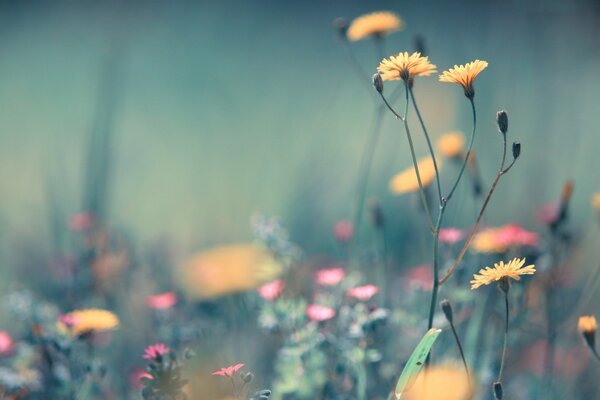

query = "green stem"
[
  {"left": 498, "top": 290, "right": 509, "bottom": 382},
  {"left": 446, "top": 97, "right": 477, "bottom": 202},
  {"left": 409, "top": 87, "right": 443, "bottom": 205},
  {"left": 427, "top": 207, "right": 445, "bottom": 329},
  {"left": 357, "top": 360, "right": 367, "bottom": 400},
  {"left": 449, "top": 320, "right": 472, "bottom": 397}
]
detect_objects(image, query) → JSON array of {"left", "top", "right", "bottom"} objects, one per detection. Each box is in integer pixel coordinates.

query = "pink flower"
[
  {"left": 333, "top": 220, "right": 354, "bottom": 242},
  {"left": 404, "top": 264, "right": 433, "bottom": 291},
  {"left": 0, "top": 331, "right": 14, "bottom": 356},
  {"left": 68, "top": 212, "right": 94, "bottom": 232},
  {"left": 316, "top": 267, "right": 345, "bottom": 286},
  {"left": 439, "top": 228, "right": 465, "bottom": 244},
  {"left": 212, "top": 363, "right": 245, "bottom": 377},
  {"left": 347, "top": 285, "right": 379, "bottom": 301},
  {"left": 306, "top": 304, "right": 336, "bottom": 321},
  {"left": 129, "top": 369, "right": 152, "bottom": 389},
  {"left": 536, "top": 203, "right": 559, "bottom": 225},
  {"left": 258, "top": 280, "right": 285, "bottom": 301},
  {"left": 143, "top": 343, "right": 170, "bottom": 360},
  {"left": 146, "top": 292, "right": 177, "bottom": 310},
  {"left": 496, "top": 224, "right": 539, "bottom": 247},
  {"left": 58, "top": 314, "right": 76, "bottom": 327}
]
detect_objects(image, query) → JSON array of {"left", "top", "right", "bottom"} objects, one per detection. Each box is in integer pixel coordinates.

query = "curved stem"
[
  {"left": 497, "top": 290, "right": 509, "bottom": 382},
  {"left": 446, "top": 97, "right": 477, "bottom": 202},
  {"left": 449, "top": 319, "right": 472, "bottom": 396},
  {"left": 409, "top": 87, "right": 443, "bottom": 205},
  {"left": 427, "top": 207, "right": 445, "bottom": 329}
]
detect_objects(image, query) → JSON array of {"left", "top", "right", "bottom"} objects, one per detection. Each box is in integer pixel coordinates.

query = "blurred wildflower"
[
  {"left": 537, "top": 202, "right": 560, "bottom": 225},
  {"left": 470, "top": 257, "right": 536, "bottom": 290},
  {"left": 333, "top": 220, "right": 354, "bottom": 242},
  {"left": 439, "top": 60, "right": 488, "bottom": 98},
  {"left": 403, "top": 363, "right": 471, "bottom": 400},
  {"left": 306, "top": 305, "right": 335, "bottom": 321},
  {"left": 258, "top": 279, "right": 285, "bottom": 301},
  {"left": 439, "top": 228, "right": 465, "bottom": 244},
  {"left": 130, "top": 369, "right": 153, "bottom": 389},
  {"left": 347, "top": 285, "right": 379, "bottom": 301},
  {"left": 578, "top": 316, "right": 597, "bottom": 352},
  {"left": 212, "top": 363, "right": 245, "bottom": 377},
  {"left": 346, "top": 11, "right": 403, "bottom": 41},
  {"left": 472, "top": 224, "right": 539, "bottom": 253},
  {"left": 143, "top": 343, "right": 170, "bottom": 361},
  {"left": 178, "top": 244, "right": 282, "bottom": 299},
  {"left": 68, "top": 212, "right": 94, "bottom": 232},
  {"left": 0, "top": 331, "right": 14, "bottom": 356},
  {"left": 389, "top": 157, "right": 439, "bottom": 195},
  {"left": 146, "top": 292, "right": 177, "bottom": 310},
  {"left": 315, "top": 267, "right": 345, "bottom": 286},
  {"left": 404, "top": 264, "right": 433, "bottom": 291},
  {"left": 377, "top": 51, "right": 437, "bottom": 82},
  {"left": 58, "top": 308, "right": 119, "bottom": 336},
  {"left": 591, "top": 193, "right": 600, "bottom": 211},
  {"left": 436, "top": 131, "right": 465, "bottom": 158}
]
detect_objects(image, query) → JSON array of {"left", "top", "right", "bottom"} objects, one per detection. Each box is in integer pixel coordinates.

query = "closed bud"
[
  {"left": 440, "top": 299, "right": 453, "bottom": 324},
  {"left": 493, "top": 382, "right": 504, "bottom": 399},
  {"left": 512, "top": 142, "right": 521, "bottom": 160},
  {"left": 496, "top": 110, "right": 508, "bottom": 134},
  {"left": 368, "top": 197, "right": 385, "bottom": 229},
  {"left": 372, "top": 73, "right": 384, "bottom": 93},
  {"left": 414, "top": 35, "right": 426, "bottom": 55}
]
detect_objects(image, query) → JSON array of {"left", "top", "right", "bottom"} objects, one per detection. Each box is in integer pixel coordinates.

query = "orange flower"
[
  {"left": 439, "top": 60, "right": 488, "bottom": 98},
  {"left": 578, "top": 315, "right": 597, "bottom": 334},
  {"left": 58, "top": 309, "right": 119, "bottom": 336},
  {"left": 389, "top": 157, "right": 439, "bottom": 195},
  {"left": 377, "top": 52, "right": 437, "bottom": 82},
  {"left": 436, "top": 131, "right": 465, "bottom": 158},
  {"left": 346, "top": 11, "right": 403, "bottom": 41},
  {"left": 402, "top": 364, "right": 472, "bottom": 400}
]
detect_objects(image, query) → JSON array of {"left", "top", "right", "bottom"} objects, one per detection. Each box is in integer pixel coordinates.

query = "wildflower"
[
  {"left": 402, "top": 364, "right": 471, "bottom": 400},
  {"left": 389, "top": 157, "right": 440, "bottom": 195},
  {"left": 143, "top": 343, "right": 170, "bottom": 361},
  {"left": 0, "top": 331, "right": 13, "bottom": 356},
  {"left": 592, "top": 193, "right": 600, "bottom": 211},
  {"left": 316, "top": 267, "right": 345, "bottom": 286},
  {"left": 146, "top": 292, "right": 177, "bottom": 310},
  {"left": 68, "top": 212, "right": 94, "bottom": 232},
  {"left": 58, "top": 309, "right": 119, "bottom": 336},
  {"left": 578, "top": 315, "right": 597, "bottom": 351},
  {"left": 178, "top": 244, "right": 281, "bottom": 299},
  {"left": 347, "top": 285, "right": 379, "bottom": 301},
  {"left": 436, "top": 132, "right": 465, "bottom": 158},
  {"left": 306, "top": 305, "right": 336, "bottom": 321},
  {"left": 257, "top": 279, "right": 285, "bottom": 301},
  {"left": 439, "top": 60, "right": 488, "bottom": 98},
  {"left": 536, "top": 202, "right": 559, "bottom": 225},
  {"left": 333, "top": 220, "right": 354, "bottom": 242},
  {"left": 403, "top": 264, "right": 433, "bottom": 291},
  {"left": 212, "top": 363, "right": 245, "bottom": 377},
  {"left": 470, "top": 257, "right": 536, "bottom": 290},
  {"left": 130, "top": 369, "right": 153, "bottom": 389},
  {"left": 377, "top": 51, "right": 437, "bottom": 82},
  {"left": 346, "top": 11, "right": 403, "bottom": 42},
  {"left": 439, "top": 227, "right": 465, "bottom": 244},
  {"left": 496, "top": 224, "right": 539, "bottom": 248}
]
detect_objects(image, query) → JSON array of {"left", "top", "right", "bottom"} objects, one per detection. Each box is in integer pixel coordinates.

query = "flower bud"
[
  {"left": 512, "top": 142, "right": 521, "bottom": 160},
  {"left": 493, "top": 381, "right": 503, "bottom": 399},
  {"left": 372, "top": 73, "right": 384, "bottom": 93},
  {"left": 368, "top": 197, "right": 385, "bottom": 229},
  {"left": 578, "top": 315, "right": 597, "bottom": 351},
  {"left": 414, "top": 35, "right": 426, "bottom": 55},
  {"left": 496, "top": 110, "right": 508, "bottom": 134},
  {"left": 440, "top": 299, "right": 453, "bottom": 324}
]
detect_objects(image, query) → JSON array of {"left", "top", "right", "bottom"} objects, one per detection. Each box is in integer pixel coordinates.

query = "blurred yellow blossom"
[
  {"left": 59, "top": 309, "right": 119, "bottom": 336},
  {"left": 402, "top": 364, "right": 472, "bottom": 400},
  {"left": 389, "top": 157, "right": 439, "bottom": 195},
  {"left": 347, "top": 11, "right": 403, "bottom": 41},
  {"left": 437, "top": 131, "right": 465, "bottom": 158},
  {"left": 377, "top": 51, "right": 437, "bottom": 82}
]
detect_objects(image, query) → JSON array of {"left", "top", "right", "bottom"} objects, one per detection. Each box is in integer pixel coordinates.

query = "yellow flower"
[
  {"left": 439, "top": 60, "right": 488, "bottom": 98},
  {"left": 389, "top": 157, "right": 440, "bottom": 195},
  {"left": 402, "top": 364, "right": 472, "bottom": 400},
  {"left": 592, "top": 193, "right": 600, "bottom": 211},
  {"left": 178, "top": 244, "right": 282, "bottom": 299},
  {"left": 471, "top": 228, "right": 506, "bottom": 253},
  {"left": 346, "top": 11, "right": 403, "bottom": 42},
  {"left": 377, "top": 52, "right": 437, "bottom": 82},
  {"left": 470, "top": 257, "right": 535, "bottom": 290},
  {"left": 578, "top": 315, "right": 597, "bottom": 334},
  {"left": 59, "top": 309, "right": 119, "bottom": 336},
  {"left": 436, "top": 131, "right": 465, "bottom": 158}
]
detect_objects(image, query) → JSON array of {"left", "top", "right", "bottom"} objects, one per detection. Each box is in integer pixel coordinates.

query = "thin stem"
[
  {"left": 497, "top": 290, "right": 509, "bottom": 382},
  {"left": 449, "top": 319, "right": 472, "bottom": 396},
  {"left": 409, "top": 87, "right": 443, "bottom": 205},
  {"left": 427, "top": 207, "right": 445, "bottom": 329},
  {"left": 446, "top": 97, "right": 477, "bottom": 202}
]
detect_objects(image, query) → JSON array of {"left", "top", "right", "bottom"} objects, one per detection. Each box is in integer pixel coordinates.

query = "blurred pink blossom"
[
  {"left": 68, "top": 212, "right": 94, "bottom": 232},
  {"left": 496, "top": 224, "right": 539, "bottom": 247},
  {"left": 212, "top": 363, "right": 245, "bottom": 377},
  {"left": 404, "top": 264, "right": 433, "bottom": 291},
  {"left": 333, "top": 220, "right": 353, "bottom": 242},
  {"left": 536, "top": 202, "right": 559, "bottom": 225},
  {"left": 130, "top": 369, "right": 152, "bottom": 389},
  {"left": 143, "top": 343, "right": 170, "bottom": 360},
  {"left": 316, "top": 267, "right": 345, "bottom": 286},
  {"left": 306, "top": 304, "right": 336, "bottom": 321},
  {"left": 347, "top": 285, "right": 379, "bottom": 301},
  {"left": 439, "top": 228, "right": 465, "bottom": 244},
  {"left": 146, "top": 292, "right": 177, "bottom": 310},
  {"left": 258, "top": 279, "right": 285, "bottom": 301},
  {"left": 0, "top": 331, "right": 14, "bottom": 356}
]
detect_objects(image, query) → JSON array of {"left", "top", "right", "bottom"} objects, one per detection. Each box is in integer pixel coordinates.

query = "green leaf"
[{"left": 394, "top": 328, "right": 442, "bottom": 399}]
